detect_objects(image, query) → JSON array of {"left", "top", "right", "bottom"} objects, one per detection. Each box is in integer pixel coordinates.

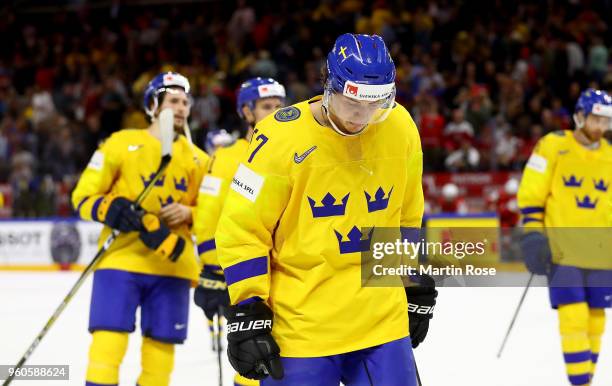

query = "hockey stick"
[
  {"left": 496, "top": 273, "right": 534, "bottom": 358},
  {"left": 216, "top": 305, "right": 224, "bottom": 386},
  {"left": 2, "top": 109, "right": 175, "bottom": 386},
  {"left": 183, "top": 121, "right": 194, "bottom": 147},
  {"left": 415, "top": 360, "right": 422, "bottom": 386}
]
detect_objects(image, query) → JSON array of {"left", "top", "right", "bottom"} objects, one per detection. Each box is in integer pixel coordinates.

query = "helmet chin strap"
[{"left": 322, "top": 91, "right": 368, "bottom": 137}]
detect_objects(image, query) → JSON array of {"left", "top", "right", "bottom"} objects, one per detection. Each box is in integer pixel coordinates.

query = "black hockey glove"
[
  {"left": 405, "top": 276, "right": 437, "bottom": 349},
  {"left": 194, "top": 268, "right": 230, "bottom": 321},
  {"left": 226, "top": 301, "right": 283, "bottom": 380}
]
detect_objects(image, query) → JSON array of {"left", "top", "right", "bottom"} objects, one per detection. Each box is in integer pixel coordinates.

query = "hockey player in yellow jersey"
[
  {"left": 215, "top": 34, "right": 436, "bottom": 385},
  {"left": 72, "top": 71, "right": 208, "bottom": 386},
  {"left": 193, "top": 77, "right": 286, "bottom": 386},
  {"left": 518, "top": 89, "right": 612, "bottom": 386}
]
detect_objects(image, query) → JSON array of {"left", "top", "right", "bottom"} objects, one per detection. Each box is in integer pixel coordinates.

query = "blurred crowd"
[{"left": 0, "top": 0, "right": 610, "bottom": 217}]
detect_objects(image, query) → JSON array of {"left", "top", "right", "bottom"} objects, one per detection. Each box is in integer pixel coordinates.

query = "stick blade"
[{"left": 159, "top": 108, "right": 174, "bottom": 157}]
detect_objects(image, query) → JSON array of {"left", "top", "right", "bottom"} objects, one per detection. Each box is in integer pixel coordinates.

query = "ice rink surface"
[{"left": 1, "top": 272, "right": 611, "bottom": 386}]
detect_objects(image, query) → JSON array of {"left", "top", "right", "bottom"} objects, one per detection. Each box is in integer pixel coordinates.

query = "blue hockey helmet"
[
  {"left": 573, "top": 88, "right": 612, "bottom": 129},
  {"left": 326, "top": 33, "right": 395, "bottom": 100},
  {"left": 575, "top": 88, "right": 612, "bottom": 116},
  {"left": 143, "top": 71, "right": 191, "bottom": 118},
  {"left": 204, "top": 129, "right": 236, "bottom": 155},
  {"left": 236, "top": 77, "right": 286, "bottom": 119},
  {"left": 323, "top": 33, "right": 396, "bottom": 136}
]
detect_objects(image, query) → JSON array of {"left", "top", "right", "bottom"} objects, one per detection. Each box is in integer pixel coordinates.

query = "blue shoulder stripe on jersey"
[
  {"left": 197, "top": 238, "right": 216, "bottom": 255},
  {"left": 91, "top": 196, "right": 104, "bottom": 221},
  {"left": 522, "top": 217, "right": 543, "bottom": 225},
  {"left": 519, "top": 207, "right": 544, "bottom": 215},
  {"left": 592, "top": 353, "right": 599, "bottom": 363},
  {"left": 563, "top": 350, "right": 591, "bottom": 364},
  {"left": 225, "top": 256, "right": 268, "bottom": 286}
]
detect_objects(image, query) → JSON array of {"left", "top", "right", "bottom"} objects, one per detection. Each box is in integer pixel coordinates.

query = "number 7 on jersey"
[{"left": 248, "top": 134, "right": 268, "bottom": 163}]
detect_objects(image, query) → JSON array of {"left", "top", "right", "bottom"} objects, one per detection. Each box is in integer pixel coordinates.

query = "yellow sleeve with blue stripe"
[
  {"left": 193, "top": 140, "right": 249, "bottom": 273},
  {"left": 215, "top": 131, "right": 292, "bottom": 304},
  {"left": 72, "top": 134, "right": 123, "bottom": 221},
  {"left": 517, "top": 133, "right": 559, "bottom": 231},
  {"left": 71, "top": 130, "right": 209, "bottom": 281}
]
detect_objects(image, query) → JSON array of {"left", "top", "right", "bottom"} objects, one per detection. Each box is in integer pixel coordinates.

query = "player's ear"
[{"left": 242, "top": 105, "right": 255, "bottom": 122}]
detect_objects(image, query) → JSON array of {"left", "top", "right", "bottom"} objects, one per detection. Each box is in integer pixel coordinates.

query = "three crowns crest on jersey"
[
  {"left": 593, "top": 178, "right": 608, "bottom": 192},
  {"left": 308, "top": 193, "right": 350, "bottom": 218},
  {"left": 334, "top": 226, "right": 374, "bottom": 254},
  {"left": 365, "top": 187, "right": 393, "bottom": 213},
  {"left": 575, "top": 195, "right": 598, "bottom": 209},
  {"left": 174, "top": 176, "right": 187, "bottom": 192},
  {"left": 141, "top": 173, "right": 165, "bottom": 188},
  {"left": 562, "top": 175, "right": 583, "bottom": 187}
]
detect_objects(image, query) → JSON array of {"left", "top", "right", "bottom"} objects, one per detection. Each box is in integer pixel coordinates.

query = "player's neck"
[
  {"left": 147, "top": 121, "right": 161, "bottom": 140},
  {"left": 245, "top": 127, "right": 254, "bottom": 142},
  {"left": 573, "top": 129, "right": 600, "bottom": 150},
  {"left": 309, "top": 100, "right": 330, "bottom": 128}
]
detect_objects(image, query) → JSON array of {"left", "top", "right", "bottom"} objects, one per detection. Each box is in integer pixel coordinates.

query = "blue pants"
[
  {"left": 262, "top": 337, "right": 416, "bottom": 386},
  {"left": 89, "top": 269, "right": 191, "bottom": 343},
  {"left": 549, "top": 265, "right": 612, "bottom": 308}
]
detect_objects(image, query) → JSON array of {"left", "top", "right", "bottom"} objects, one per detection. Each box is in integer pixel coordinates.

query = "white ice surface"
[{"left": 1, "top": 272, "right": 611, "bottom": 386}]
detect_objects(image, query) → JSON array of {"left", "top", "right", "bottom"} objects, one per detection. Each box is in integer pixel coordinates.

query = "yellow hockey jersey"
[
  {"left": 193, "top": 139, "right": 249, "bottom": 272},
  {"left": 518, "top": 130, "right": 612, "bottom": 269},
  {"left": 216, "top": 97, "right": 424, "bottom": 357},
  {"left": 72, "top": 129, "right": 209, "bottom": 281}
]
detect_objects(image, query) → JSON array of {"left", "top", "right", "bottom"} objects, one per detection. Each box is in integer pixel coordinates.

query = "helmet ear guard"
[{"left": 572, "top": 111, "right": 585, "bottom": 130}]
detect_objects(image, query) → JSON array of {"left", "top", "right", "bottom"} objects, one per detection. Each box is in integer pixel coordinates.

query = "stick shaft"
[
  {"left": 2, "top": 158, "right": 171, "bottom": 386},
  {"left": 497, "top": 273, "right": 534, "bottom": 358}
]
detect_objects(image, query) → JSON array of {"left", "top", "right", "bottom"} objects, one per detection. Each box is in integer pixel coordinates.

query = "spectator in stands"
[
  {"left": 0, "top": 0, "right": 610, "bottom": 217},
  {"left": 418, "top": 96, "right": 445, "bottom": 171},
  {"left": 445, "top": 133, "right": 480, "bottom": 172},
  {"left": 444, "top": 107, "right": 475, "bottom": 150},
  {"left": 437, "top": 183, "right": 468, "bottom": 214}
]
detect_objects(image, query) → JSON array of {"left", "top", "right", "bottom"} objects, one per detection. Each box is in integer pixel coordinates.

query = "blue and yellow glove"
[
  {"left": 139, "top": 214, "right": 185, "bottom": 262},
  {"left": 520, "top": 231, "right": 552, "bottom": 275},
  {"left": 96, "top": 194, "right": 142, "bottom": 232},
  {"left": 194, "top": 268, "right": 230, "bottom": 321}
]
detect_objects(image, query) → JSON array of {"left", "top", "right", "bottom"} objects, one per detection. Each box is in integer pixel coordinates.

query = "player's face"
[
  {"left": 329, "top": 94, "right": 386, "bottom": 134},
  {"left": 252, "top": 97, "right": 284, "bottom": 124},
  {"left": 584, "top": 114, "right": 612, "bottom": 142},
  {"left": 158, "top": 88, "right": 191, "bottom": 131}
]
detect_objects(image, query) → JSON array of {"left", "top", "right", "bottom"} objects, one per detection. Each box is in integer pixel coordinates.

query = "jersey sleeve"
[
  {"left": 185, "top": 146, "right": 210, "bottom": 221},
  {"left": 398, "top": 112, "right": 425, "bottom": 245},
  {"left": 215, "top": 127, "right": 292, "bottom": 305},
  {"left": 401, "top": 118, "right": 425, "bottom": 229},
  {"left": 193, "top": 154, "right": 231, "bottom": 272},
  {"left": 517, "top": 134, "right": 558, "bottom": 231},
  {"left": 71, "top": 136, "right": 122, "bottom": 222}
]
